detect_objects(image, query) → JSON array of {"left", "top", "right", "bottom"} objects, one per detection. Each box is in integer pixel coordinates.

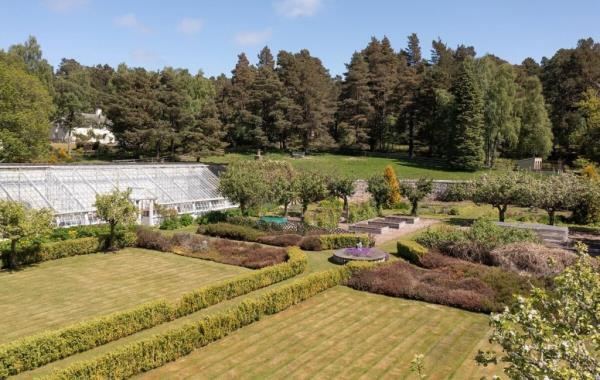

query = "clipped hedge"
[
  {"left": 43, "top": 267, "right": 349, "bottom": 380},
  {"left": 1, "top": 231, "right": 137, "bottom": 268},
  {"left": 199, "top": 223, "right": 265, "bottom": 242},
  {"left": 0, "top": 248, "right": 307, "bottom": 377},
  {"left": 396, "top": 239, "right": 429, "bottom": 265},
  {"left": 319, "top": 233, "right": 374, "bottom": 250}
]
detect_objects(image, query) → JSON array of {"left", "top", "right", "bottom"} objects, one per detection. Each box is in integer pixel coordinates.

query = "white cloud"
[
  {"left": 114, "top": 13, "right": 151, "bottom": 34},
  {"left": 274, "top": 0, "right": 322, "bottom": 17},
  {"left": 178, "top": 17, "right": 203, "bottom": 35},
  {"left": 234, "top": 28, "right": 273, "bottom": 46},
  {"left": 41, "top": 0, "right": 89, "bottom": 12}
]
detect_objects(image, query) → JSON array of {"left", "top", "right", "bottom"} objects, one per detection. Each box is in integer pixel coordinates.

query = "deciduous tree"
[{"left": 94, "top": 189, "right": 138, "bottom": 251}]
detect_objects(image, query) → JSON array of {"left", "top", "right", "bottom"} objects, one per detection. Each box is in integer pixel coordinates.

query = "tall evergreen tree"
[
  {"left": 229, "top": 53, "right": 263, "bottom": 147},
  {"left": 362, "top": 37, "right": 400, "bottom": 150},
  {"left": 450, "top": 60, "right": 485, "bottom": 170},
  {"left": 337, "top": 52, "right": 373, "bottom": 149}
]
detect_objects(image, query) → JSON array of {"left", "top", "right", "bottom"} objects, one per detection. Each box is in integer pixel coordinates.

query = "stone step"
[
  {"left": 349, "top": 224, "right": 389, "bottom": 234},
  {"left": 368, "top": 219, "right": 405, "bottom": 229},
  {"left": 384, "top": 215, "right": 420, "bottom": 224}
]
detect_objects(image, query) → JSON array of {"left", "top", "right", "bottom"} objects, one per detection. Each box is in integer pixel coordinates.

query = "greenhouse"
[{"left": 0, "top": 164, "right": 234, "bottom": 227}]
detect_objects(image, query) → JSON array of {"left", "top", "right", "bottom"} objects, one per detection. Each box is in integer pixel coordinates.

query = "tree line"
[{"left": 1, "top": 35, "right": 600, "bottom": 169}]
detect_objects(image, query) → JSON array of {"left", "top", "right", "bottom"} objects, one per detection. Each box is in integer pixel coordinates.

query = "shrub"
[
  {"left": 299, "top": 235, "right": 322, "bottom": 251},
  {"left": 196, "top": 210, "right": 232, "bottom": 225},
  {"left": 436, "top": 182, "right": 472, "bottom": 202},
  {"left": 159, "top": 217, "right": 180, "bottom": 230},
  {"left": 0, "top": 248, "right": 307, "bottom": 377},
  {"left": 179, "top": 214, "right": 194, "bottom": 227},
  {"left": 200, "top": 223, "right": 265, "bottom": 242},
  {"left": 348, "top": 201, "right": 378, "bottom": 223},
  {"left": 490, "top": 243, "right": 577, "bottom": 276},
  {"left": 415, "top": 220, "right": 538, "bottom": 265},
  {"left": 1, "top": 236, "right": 104, "bottom": 268},
  {"left": 349, "top": 252, "right": 535, "bottom": 313},
  {"left": 137, "top": 229, "right": 287, "bottom": 269},
  {"left": 318, "top": 233, "right": 374, "bottom": 250},
  {"left": 448, "top": 207, "right": 460, "bottom": 216},
  {"left": 41, "top": 265, "right": 348, "bottom": 380},
  {"left": 396, "top": 240, "right": 428, "bottom": 264},
  {"left": 256, "top": 234, "right": 303, "bottom": 247},
  {"left": 306, "top": 198, "right": 343, "bottom": 228}
]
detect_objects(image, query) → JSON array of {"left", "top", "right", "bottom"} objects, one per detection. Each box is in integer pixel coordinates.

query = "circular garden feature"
[{"left": 332, "top": 247, "right": 388, "bottom": 264}]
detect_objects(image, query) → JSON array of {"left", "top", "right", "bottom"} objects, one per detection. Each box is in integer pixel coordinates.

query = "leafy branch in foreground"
[{"left": 476, "top": 242, "right": 600, "bottom": 379}]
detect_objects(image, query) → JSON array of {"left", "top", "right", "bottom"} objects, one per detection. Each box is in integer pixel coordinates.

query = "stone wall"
[{"left": 349, "top": 179, "right": 470, "bottom": 203}]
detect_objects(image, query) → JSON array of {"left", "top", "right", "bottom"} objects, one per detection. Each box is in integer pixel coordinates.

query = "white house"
[{"left": 51, "top": 108, "right": 116, "bottom": 145}]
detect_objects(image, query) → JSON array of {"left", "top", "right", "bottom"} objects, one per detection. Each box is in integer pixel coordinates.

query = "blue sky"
[{"left": 2, "top": 0, "right": 599, "bottom": 77}]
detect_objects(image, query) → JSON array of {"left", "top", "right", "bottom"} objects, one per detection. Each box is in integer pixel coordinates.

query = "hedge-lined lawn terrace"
[
  {"left": 0, "top": 248, "right": 247, "bottom": 343},
  {"left": 202, "top": 152, "right": 487, "bottom": 180},
  {"left": 139, "top": 286, "right": 498, "bottom": 380}
]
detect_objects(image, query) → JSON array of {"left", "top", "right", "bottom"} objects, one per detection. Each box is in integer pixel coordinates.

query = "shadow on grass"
[{"left": 446, "top": 218, "right": 475, "bottom": 227}]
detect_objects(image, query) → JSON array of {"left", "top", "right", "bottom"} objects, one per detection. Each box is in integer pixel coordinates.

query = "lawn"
[
  {"left": 138, "top": 286, "right": 499, "bottom": 380},
  {"left": 0, "top": 248, "right": 247, "bottom": 343},
  {"left": 201, "top": 152, "right": 489, "bottom": 180}
]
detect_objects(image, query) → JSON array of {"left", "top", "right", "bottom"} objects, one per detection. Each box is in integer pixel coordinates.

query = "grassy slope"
[
  {"left": 201, "top": 152, "right": 487, "bottom": 180},
  {"left": 0, "top": 248, "right": 247, "bottom": 343},
  {"left": 138, "top": 286, "right": 498, "bottom": 380}
]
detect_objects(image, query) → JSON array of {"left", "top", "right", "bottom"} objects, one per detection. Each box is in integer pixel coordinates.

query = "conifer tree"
[
  {"left": 383, "top": 165, "right": 401, "bottom": 205},
  {"left": 337, "top": 52, "right": 373, "bottom": 149},
  {"left": 450, "top": 60, "right": 485, "bottom": 171}
]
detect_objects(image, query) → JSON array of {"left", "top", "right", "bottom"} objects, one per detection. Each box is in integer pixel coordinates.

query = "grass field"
[
  {"left": 0, "top": 248, "right": 247, "bottom": 343},
  {"left": 139, "top": 286, "right": 499, "bottom": 380},
  {"left": 201, "top": 152, "right": 489, "bottom": 180}
]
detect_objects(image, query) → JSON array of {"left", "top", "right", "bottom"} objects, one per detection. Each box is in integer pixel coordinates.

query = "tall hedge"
[
  {"left": 43, "top": 267, "right": 350, "bottom": 380},
  {"left": 0, "top": 248, "right": 307, "bottom": 377}
]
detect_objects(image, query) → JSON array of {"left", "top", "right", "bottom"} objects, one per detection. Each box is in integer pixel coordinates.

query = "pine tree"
[
  {"left": 450, "top": 60, "right": 485, "bottom": 171},
  {"left": 229, "top": 53, "right": 264, "bottom": 147},
  {"left": 337, "top": 52, "right": 373, "bottom": 149},
  {"left": 250, "top": 46, "right": 285, "bottom": 146},
  {"left": 362, "top": 37, "right": 400, "bottom": 150}
]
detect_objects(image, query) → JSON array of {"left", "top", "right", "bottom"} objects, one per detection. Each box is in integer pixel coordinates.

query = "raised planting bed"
[
  {"left": 495, "top": 222, "right": 569, "bottom": 244},
  {"left": 385, "top": 215, "right": 420, "bottom": 224},
  {"left": 332, "top": 247, "right": 388, "bottom": 264},
  {"left": 349, "top": 224, "right": 389, "bottom": 234},
  {"left": 367, "top": 218, "right": 405, "bottom": 229}
]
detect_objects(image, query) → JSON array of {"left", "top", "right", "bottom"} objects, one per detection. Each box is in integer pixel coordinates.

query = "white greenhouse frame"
[{"left": 0, "top": 164, "right": 234, "bottom": 227}]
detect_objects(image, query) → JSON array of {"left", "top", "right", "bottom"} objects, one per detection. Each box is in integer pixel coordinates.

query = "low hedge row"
[
  {"left": 199, "top": 223, "right": 266, "bottom": 242},
  {"left": 0, "top": 248, "right": 307, "bottom": 377},
  {"left": 1, "top": 231, "right": 137, "bottom": 268},
  {"left": 319, "top": 233, "right": 374, "bottom": 250},
  {"left": 396, "top": 240, "right": 429, "bottom": 264},
  {"left": 43, "top": 266, "right": 350, "bottom": 380}
]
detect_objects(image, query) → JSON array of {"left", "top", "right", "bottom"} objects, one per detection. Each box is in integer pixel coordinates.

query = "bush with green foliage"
[
  {"left": 0, "top": 248, "right": 308, "bottom": 377},
  {"left": 179, "top": 214, "right": 194, "bottom": 227},
  {"left": 199, "top": 222, "right": 265, "bottom": 242},
  {"left": 396, "top": 240, "right": 429, "bottom": 264},
  {"left": 416, "top": 219, "right": 538, "bottom": 265},
  {"left": 35, "top": 265, "right": 348, "bottom": 380},
  {"left": 318, "top": 233, "right": 374, "bottom": 250},
  {"left": 436, "top": 182, "right": 473, "bottom": 202},
  {"left": 159, "top": 217, "right": 181, "bottom": 230},
  {"left": 367, "top": 174, "right": 391, "bottom": 213},
  {"left": 399, "top": 178, "right": 434, "bottom": 216},
  {"left": 348, "top": 201, "right": 378, "bottom": 223},
  {"left": 196, "top": 210, "right": 239, "bottom": 225},
  {"left": 476, "top": 246, "right": 600, "bottom": 378},
  {"left": 306, "top": 198, "right": 343, "bottom": 228}
]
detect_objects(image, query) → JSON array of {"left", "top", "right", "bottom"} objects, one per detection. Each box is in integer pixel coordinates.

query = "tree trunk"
[
  {"left": 408, "top": 120, "right": 415, "bottom": 160},
  {"left": 343, "top": 197, "right": 349, "bottom": 221},
  {"left": 283, "top": 202, "right": 289, "bottom": 217},
  {"left": 411, "top": 201, "right": 418, "bottom": 216},
  {"left": 548, "top": 210, "right": 556, "bottom": 226},
  {"left": 301, "top": 204, "right": 308, "bottom": 221},
  {"left": 8, "top": 239, "right": 18, "bottom": 269},
  {"left": 108, "top": 222, "right": 116, "bottom": 251},
  {"left": 498, "top": 205, "right": 507, "bottom": 222}
]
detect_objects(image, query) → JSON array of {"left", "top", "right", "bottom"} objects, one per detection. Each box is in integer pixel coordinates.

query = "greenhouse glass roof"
[{"left": 0, "top": 164, "right": 234, "bottom": 226}]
